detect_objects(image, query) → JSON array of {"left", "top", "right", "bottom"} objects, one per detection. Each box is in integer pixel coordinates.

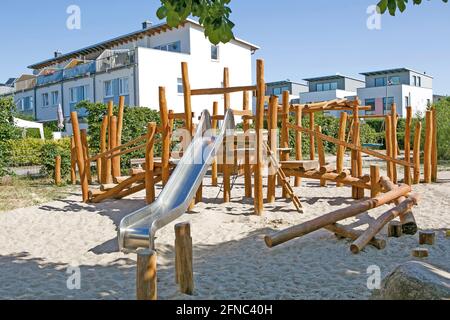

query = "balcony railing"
[
  {"left": 96, "top": 51, "right": 135, "bottom": 73},
  {"left": 37, "top": 70, "right": 63, "bottom": 86},
  {"left": 63, "top": 61, "right": 96, "bottom": 80}
]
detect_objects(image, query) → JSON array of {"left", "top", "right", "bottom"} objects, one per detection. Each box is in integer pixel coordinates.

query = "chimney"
[
  {"left": 142, "top": 20, "right": 152, "bottom": 30},
  {"left": 54, "top": 51, "right": 62, "bottom": 58}
]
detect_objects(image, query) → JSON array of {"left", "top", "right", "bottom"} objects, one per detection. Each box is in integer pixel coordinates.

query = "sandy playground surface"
[{"left": 0, "top": 169, "right": 449, "bottom": 300}]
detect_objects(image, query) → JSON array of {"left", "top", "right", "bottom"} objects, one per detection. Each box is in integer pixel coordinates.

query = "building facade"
[
  {"left": 265, "top": 80, "right": 308, "bottom": 103},
  {"left": 9, "top": 19, "right": 258, "bottom": 125}
]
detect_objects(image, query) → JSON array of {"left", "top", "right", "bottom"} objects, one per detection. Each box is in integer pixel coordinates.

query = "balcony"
[
  {"left": 63, "top": 61, "right": 96, "bottom": 80},
  {"left": 96, "top": 51, "right": 135, "bottom": 73},
  {"left": 36, "top": 70, "right": 63, "bottom": 86}
]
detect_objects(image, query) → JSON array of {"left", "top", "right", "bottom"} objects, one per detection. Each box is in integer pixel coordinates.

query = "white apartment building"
[
  {"left": 11, "top": 19, "right": 259, "bottom": 124},
  {"left": 357, "top": 68, "right": 433, "bottom": 117}
]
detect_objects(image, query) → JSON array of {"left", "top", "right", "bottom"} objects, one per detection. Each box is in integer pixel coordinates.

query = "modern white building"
[
  {"left": 357, "top": 68, "right": 433, "bottom": 117},
  {"left": 11, "top": 19, "right": 259, "bottom": 124}
]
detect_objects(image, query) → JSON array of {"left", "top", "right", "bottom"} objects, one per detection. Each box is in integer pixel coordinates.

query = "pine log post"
[
  {"left": 350, "top": 194, "right": 419, "bottom": 254},
  {"left": 424, "top": 111, "right": 433, "bottom": 184},
  {"left": 267, "top": 95, "right": 278, "bottom": 203},
  {"left": 326, "top": 223, "right": 386, "bottom": 250},
  {"left": 309, "top": 112, "right": 315, "bottom": 160},
  {"left": 110, "top": 116, "right": 120, "bottom": 181},
  {"left": 116, "top": 96, "right": 125, "bottom": 173},
  {"left": 413, "top": 121, "right": 422, "bottom": 184},
  {"left": 412, "top": 248, "right": 429, "bottom": 258},
  {"left": 70, "top": 112, "right": 89, "bottom": 202},
  {"left": 80, "top": 129, "right": 92, "bottom": 184},
  {"left": 100, "top": 116, "right": 109, "bottom": 184},
  {"left": 404, "top": 107, "right": 413, "bottom": 185},
  {"left": 136, "top": 249, "right": 157, "bottom": 300},
  {"left": 281, "top": 91, "right": 291, "bottom": 198},
  {"left": 385, "top": 115, "right": 393, "bottom": 181},
  {"left": 388, "top": 221, "right": 403, "bottom": 238},
  {"left": 295, "top": 105, "right": 303, "bottom": 187},
  {"left": 175, "top": 222, "right": 194, "bottom": 295},
  {"left": 243, "top": 92, "right": 252, "bottom": 198},
  {"left": 55, "top": 156, "right": 61, "bottom": 186},
  {"left": 265, "top": 184, "right": 412, "bottom": 248},
  {"left": 70, "top": 137, "right": 77, "bottom": 184},
  {"left": 419, "top": 231, "right": 436, "bottom": 245},
  {"left": 145, "top": 123, "right": 157, "bottom": 204},
  {"left": 370, "top": 165, "right": 381, "bottom": 198},
  {"left": 336, "top": 112, "right": 348, "bottom": 187},
  {"left": 106, "top": 101, "right": 114, "bottom": 184},
  {"left": 254, "top": 59, "right": 265, "bottom": 215},
  {"left": 351, "top": 106, "right": 359, "bottom": 199},
  {"left": 431, "top": 107, "right": 438, "bottom": 182},
  {"left": 159, "top": 87, "right": 170, "bottom": 186},
  {"left": 380, "top": 177, "right": 418, "bottom": 235},
  {"left": 211, "top": 101, "right": 219, "bottom": 187},
  {"left": 391, "top": 104, "right": 398, "bottom": 184},
  {"left": 316, "top": 126, "right": 327, "bottom": 187}
]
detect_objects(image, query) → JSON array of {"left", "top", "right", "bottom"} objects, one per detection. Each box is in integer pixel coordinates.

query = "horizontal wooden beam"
[{"left": 191, "top": 85, "right": 257, "bottom": 96}]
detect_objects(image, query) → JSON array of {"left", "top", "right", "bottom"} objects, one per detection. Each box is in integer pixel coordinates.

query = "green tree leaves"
[{"left": 377, "top": 0, "right": 448, "bottom": 16}]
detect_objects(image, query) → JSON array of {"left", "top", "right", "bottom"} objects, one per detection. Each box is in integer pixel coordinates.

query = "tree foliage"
[
  {"left": 0, "top": 97, "right": 21, "bottom": 141},
  {"left": 377, "top": 0, "right": 448, "bottom": 16}
]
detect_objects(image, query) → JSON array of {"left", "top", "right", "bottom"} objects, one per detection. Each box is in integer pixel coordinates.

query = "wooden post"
[
  {"left": 388, "top": 221, "right": 403, "bottom": 238},
  {"left": 419, "top": 231, "right": 436, "bottom": 245},
  {"left": 181, "top": 62, "right": 193, "bottom": 135},
  {"left": 254, "top": 59, "right": 264, "bottom": 215},
  {"left": 223, "top": 67, "right": 230, "bottom": 113},
  {"left": 413, "top": 121, "right": 422, "bottom": 184},
  {"left": 106, "top": 101, "right": 114, "bottom": 184},
  {"left": 136, "top": 249, "right": 157, "bottom": 300},
  {"left": 309, "top": 112, "right": 315, "bottom": 160},
  {"left": 211, "top": 102, "right": 219, "bottom": 187},
  {"left": 110, "top": 116, "right": 120, "bottom": 181},
  {"left": 281, "top": 91, "right": 291, "bottom": 197},
  {"left": 336, "top": 112, "right": 348, "bottom": 187},
  {"left": 70, "top": 137, "right": 77, "bottom": 185},
  {"left": 145, "top": 123, "right": 156, "bottom": 204},
  {"left": 385, "top": 115, "right": 393, "bottom": 181},
  {"left": 116, "top": 95, "right": 125, "bottom": 170},
  {"left": 403, "top": 106, "right": 412, "bottom": 185},
  {"left": 390, "top": 104, "right": 398, "bottom": 183},
  {"left": 70, "top": 112, "right": 89, "bottom": 202},
  {"left": 295, "top": 106, "right": 303, "bottom": 187},
  {"left": 80, "top": 129, "right": 92, "bottom": 184},
  {"left": 159, "top": 87, "right": 170, "bottom": 186},
  {"left": 267, "top": 96, "right": 278, "bottom": 203},
  {"left": 243, "top": 92, "right": 252, "bottom": 198},
  {"left": 100, "top": 116, "right": 109, "bottom": 184},
  {"left": 431, "top": 107, "right": 438, "bottom": 182},
  {"left": 55, "top": 156, "right": 61, "bottom": 186},
  {"left": 316, "top": 126, "right": 327, "bottom": 187},
  {"left": 424, "top": 111, "right": 433, "bottom": 183},
  {"left": 412, "top": 248, "right": 429, "bottom": 258},
  {"left": 370, "top": 165, "right": 381, "bottom": 198},
  {"left": 175, "top": 223, "right": 194, "bottom": 295}
]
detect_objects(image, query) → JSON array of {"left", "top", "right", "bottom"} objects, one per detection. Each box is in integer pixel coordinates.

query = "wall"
[
  {"left": 94, "top": 66, "right": 136, "bottom": 106},
  {"left": 300, "top": 89, "right": 357, "bottom": 104},
  {"left": 35, "top": 83, "right": 61, "bottom": 121},
  {"left": 345, "top": 78, "right": 366, "bottom": 92}
]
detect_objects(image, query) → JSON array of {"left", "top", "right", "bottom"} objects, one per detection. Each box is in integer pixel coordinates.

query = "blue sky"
[{"left": 0, "top": 0, "right": 448, "bottom": 94}]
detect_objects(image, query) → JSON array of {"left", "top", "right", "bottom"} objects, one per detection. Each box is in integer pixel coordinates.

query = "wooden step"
[{"left": 281, "top": 160, "right": 319, "bottom": 172}]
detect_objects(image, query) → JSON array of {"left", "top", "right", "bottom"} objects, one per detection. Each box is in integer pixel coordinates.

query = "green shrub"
[
  {"left": 434, "top": 97, "right": 450, "bottom": 160},
  {"left": 0, "top": 141, "right": 12, "bottom": 176},
  {"left": 0, "top": 97, "right": 21, "bottom": 140},
  {"left": 7, "top": 139, "right": 45, "bottom": 166},
  {"left": 40, "top": 139, "right": 71, "bottom": 179}
]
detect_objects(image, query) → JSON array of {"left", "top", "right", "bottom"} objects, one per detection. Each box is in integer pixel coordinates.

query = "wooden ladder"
[{"left": 263, "top": 142, "right": 303, "bottom": 213}]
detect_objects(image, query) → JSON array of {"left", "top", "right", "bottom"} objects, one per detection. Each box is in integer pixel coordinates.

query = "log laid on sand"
[
  {"left": 372, "top": 261, "right": 450, "bottom": 300},
  {"left": 326, "top": 223, "right": 386, "bottom": 250},
  {"left": 388, "top": 221, "right": 403, "bottom": 238},
  {"left": 412, "top": 248, "right": 429, "bottom": 258},
  {"left": 419, "top": 231, "right": 436, "bottom": 245},
  {"left": 264, "top": 184, "right": 411, "bottom": 248},
  {"left": 350, "top": 194, "right": 419, "bottom": 254}
]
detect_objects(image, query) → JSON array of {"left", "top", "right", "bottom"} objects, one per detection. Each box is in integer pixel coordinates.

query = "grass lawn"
[{"left": 0, "top": 177, "right": 77, "bottom": 212}]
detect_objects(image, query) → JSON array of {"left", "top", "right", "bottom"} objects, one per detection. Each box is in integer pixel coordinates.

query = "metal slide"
[{"left": 118, "top": 109, "right": 235, "bottom": 252}]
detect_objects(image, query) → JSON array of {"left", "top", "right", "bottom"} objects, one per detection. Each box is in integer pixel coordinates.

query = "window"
[
  {"left": 273, "top": 87, "right": 282, "bottom": 96},
  {"left": 427, "top": 99, "right": 431, "bottom": 107},
  {"left": 154, "top": 41, "right": 181, "bottom": 53},
  {"left": 211, "top": 45, "right": 219, "bottom": 60},
  {"left": 119, "top": 77, "right": 129, "bottom": 96},
  {"left": 51, "top": 91, "right": 59, "bottom": 105},
  {"left": 413, "top": 76, "right": 417, "bottom": 86},
  {"left": 375, "top": 77, "right": 386, "bottom": 87},
  {"left": 405, "top": 96, "right": 409, "bottom": 107},
  {"left": 104, "top": 80, "right": 113, "bottom": 98},
  {"left": 383, "top": 97, "right": 395, "bottom": 114},
  {"left": 330, "top": 82, "right": 338, "bottom": 90},
  {"left": 389, "top": 76, "right": 400, "bottom": 85},
  {"left": 42, "top": 93, "right": 49, "bottom": 107},
  {"left": 417, "top": 76, "right": 422, "bottom": 87},
  {"left": 316, "top": 83, "right": 323, "bottom": 92},
  {"left": 323, "top": 83, "right": 331, "bottom": 91},
  {"left": 281, "top": 86, "right": 290, "bottom": 93},
  {"left": 21, "top": 96, "right": 34, "bottom": 111},
  {"left": 177, "top": 78, "right": 184, "bottom": 94},
  {"left": 365, "top": 99, "right": 376, "bottom": 115},
  {"left": 316, "top": 81, "right": 337, "bottom": 91}
]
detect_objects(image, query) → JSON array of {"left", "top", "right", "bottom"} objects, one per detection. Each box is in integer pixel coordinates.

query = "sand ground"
[{"left": 0, "top": 170, "right": 448, "bottom": 300}]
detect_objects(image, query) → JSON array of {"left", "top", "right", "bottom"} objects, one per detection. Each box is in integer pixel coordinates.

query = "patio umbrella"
[{"left": 57, "top": 103, "right": 64, "bottom": 131}]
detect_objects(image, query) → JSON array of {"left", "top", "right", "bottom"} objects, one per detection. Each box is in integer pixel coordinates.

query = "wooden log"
[
  {"left": 70, "top": 112, "right": 89, "bottom": 203},
  {"left": 295, "top": 105, "right": 303, "bottom": 187},
  {"left": 336, "top": 112, "right": 348, "bottom": 187},
  {"left": 70, "top": 137, "right": 77, "bottom": 184},
  {"left": 404, "top": 107, "right": 413, "bottom": 185},
  {"left": 175, "top": 222, "right": 194, "bottom": 295},
  {"left": 211, "top": 101, "right": 219, "bottom": 187},
  {"left": 145, "top": 123, "right": 157, "bottom": 204},
  {"left": 265, "top": 184, "right": 412, "bottom": 248},
  {"left": 431, "top": 107, "right": 438, "bottom": 182},
  {"left": 91, "top": 173, "right": 146, "bottom": 203},
  {"left": 254, "top": 59, "right": 264, "bottom": 215},
  {"left": 116, "top": 96, "right": 125, "bottom": 172},
  {"left": 355, "top": 105, "right": 364, "bottom": 199},
  {"left": 190, "top": 85, "right": 257, "bottom": 96},
  {"left": 223, "top": 67, "right": 230, "bottom": 113},
  {"left": 100, "top": 116, "right": 109, "bottom": 184},
  {"left": 267, "top": 95, "right": 278, "bottom": 203},
  {"left": 281, "top": 91, "right": 291, "bottom": 197},
  {"left": 136, "top": 249, "right": 157, "bottom": 300},
  {"left": 424, "top": 111, "right": 433, "bottom": 183},
  {"left": 319, "top": 164, "right": 335, "bottom": 175},
  {"left": 391, "top": 104, "right": 398, "bottom": 183},
  {"left": 316, "top": 126, "right": 327, "bottom": 187},
  {"left": 55, "top": 156, "right": 61, "bottom": 186},
  {"left": 106, "top": 101, "right": 114, "bottom": 184},
  {"left": 388, "top": 221, "right": 403, "bottom": 238},
  {"left": 350, "top": 194, "right": 419, "bottom": 254},
  {"left": 242, "top": 92, "right": 252, "bottom": 198},
  {"left": 370, "top": 165, "right": 381, "bottom": 198},
  {"left": 412, "top": 248, "right": 429, "bottom": 258},
  {"left": 419, "top": 231, "right": 436, "bottom": 245},
  {"left": 181, "top": 62, "right": 193, "bottom": 135},
  {"left": 309, "top": 112, "right": 315, "bottom": 160},
  {"left": 159, "top": 87, "right": 170, "bottom": 186},
  {"left": 80, "top": 129, "right": 92, "bottom": 184},
  {"left": 380, "top": 177, "right": 418, "bottom": 235},
  {"left": 110, "top": 117, "right": 121, "bottom": 180},
  {"left": 284, "top": 169, "right": 371, "bottom": 190},
  {"left": 325, "top": 223, "right": 386, "bottom": 250},
  {"left": 413, "top": 121, "right": 422, "bottom": 184},
  {"left": 385, "top": 115, "right": 393, "bottom": 181}
]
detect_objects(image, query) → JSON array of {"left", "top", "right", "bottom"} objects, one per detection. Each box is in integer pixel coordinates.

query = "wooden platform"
[{"left": 281, "top": 160, "right": 320, "bottom": 172}]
